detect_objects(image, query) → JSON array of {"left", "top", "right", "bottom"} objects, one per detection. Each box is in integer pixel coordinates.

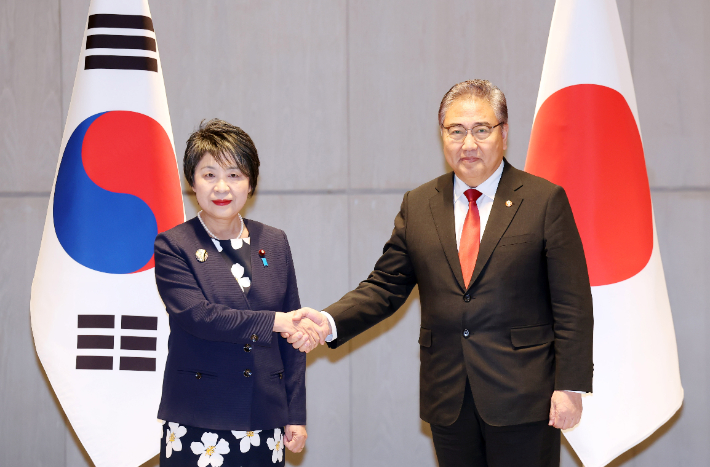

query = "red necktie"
[{"left": 460, "top": 189, "right": 482, "bottom": 288}]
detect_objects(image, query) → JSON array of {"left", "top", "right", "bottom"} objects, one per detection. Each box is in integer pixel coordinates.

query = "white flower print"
[
  {"left": 211, "top": 238, "right": 223, "bottom": 252},
  {"left": 190, "top": 432, "right": 230, "bottom": 467},
  {"left": 166, "top": 422, "right": 187, "bottom": 458},
  {"left": 230, "top": 238, "right": 243, "bottom": 250},
  {"left": 266, "top": 428, "right": 284, "bottom": 463},
  {"left": 231, "top": 262, "right": 251, "bottom": 291},
  {"left": 232, "top": 429, "right": 262, "bottom": 453}
]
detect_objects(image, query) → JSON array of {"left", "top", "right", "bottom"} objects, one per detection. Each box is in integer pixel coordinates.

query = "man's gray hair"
[{"left": 438, "top": 79, "right": 508, "bottom": 127}]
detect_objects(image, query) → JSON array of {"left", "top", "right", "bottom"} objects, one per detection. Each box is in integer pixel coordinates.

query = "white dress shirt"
[{"left": 454, "top": 160, "right": 504, "bottom": 249}]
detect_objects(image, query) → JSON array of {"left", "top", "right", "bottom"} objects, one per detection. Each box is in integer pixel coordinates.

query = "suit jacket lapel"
[
  {"left": 467, "top": 161, "right": 524, "bottom": 290},
  {"left": 244, "top": 218, "right": 263, "bottom": 308},
  {"left": 430, "top": 173, "right": 467, "bottom": 291}
]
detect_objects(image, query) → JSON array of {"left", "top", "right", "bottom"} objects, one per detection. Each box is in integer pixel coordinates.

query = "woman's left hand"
[{"left": 283, "top": 424, "right": 307, "bottom": 453}]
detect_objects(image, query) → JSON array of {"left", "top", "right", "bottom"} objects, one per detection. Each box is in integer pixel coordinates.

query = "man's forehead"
[
  {"left": 452, "top": 96, "right": 492, "bottom": 110},
  {"left": 444, "top": 97, "right": 496, "bottom": 123}
]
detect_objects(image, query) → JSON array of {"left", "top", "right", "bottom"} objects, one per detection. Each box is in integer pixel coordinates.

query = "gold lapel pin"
[
  {"left": 506, "top": 200, "right": 513, "bottom": 207},
  {"left": 195, "top": 249, "right": 208, "bottom": 262}
]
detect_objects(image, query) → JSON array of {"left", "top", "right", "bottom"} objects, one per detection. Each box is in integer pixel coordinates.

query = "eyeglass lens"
[{"left": 446, "top": 125, "right": 493, "bottom": 142}]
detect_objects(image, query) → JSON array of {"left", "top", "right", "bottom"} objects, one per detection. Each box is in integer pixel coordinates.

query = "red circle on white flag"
[{"left": 525, "top": 84, "right": 653, "bottom": 286}]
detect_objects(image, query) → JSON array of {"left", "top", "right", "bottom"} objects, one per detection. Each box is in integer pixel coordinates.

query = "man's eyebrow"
[{"left": 446, "top": 121, "right": 494, "bottom": 127}]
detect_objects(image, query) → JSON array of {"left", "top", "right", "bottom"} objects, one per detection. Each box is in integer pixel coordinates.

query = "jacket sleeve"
[
  {"left": 276, "top": 232, "right": 307, "bottom": 425},
  {"left": 154, "top": 232, "right": 275, "bottom": 346},
  {"left": 325, "top": 191, "right": 418, "bottom": 347},
  {"left": 544, "top": 186, "right": 594, "bottom": 392}
]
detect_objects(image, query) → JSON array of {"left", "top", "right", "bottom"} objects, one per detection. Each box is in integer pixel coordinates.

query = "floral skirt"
[{"left": 160, "top": 421, "right": 285, "bottom": 467}]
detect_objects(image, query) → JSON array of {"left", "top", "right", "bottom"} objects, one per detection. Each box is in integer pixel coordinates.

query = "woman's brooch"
[{"left": 195, "top": 249, "right": 208, "bottom": 263}]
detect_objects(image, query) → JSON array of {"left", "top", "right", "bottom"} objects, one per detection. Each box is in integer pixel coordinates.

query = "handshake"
[{"left": 274, "top": 308, "right": 332, "bottom": 353}]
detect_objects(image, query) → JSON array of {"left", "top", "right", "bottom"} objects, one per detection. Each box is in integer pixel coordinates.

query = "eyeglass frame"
[{"left": 441, "top": 121, "right": 505, "bottom": 142}]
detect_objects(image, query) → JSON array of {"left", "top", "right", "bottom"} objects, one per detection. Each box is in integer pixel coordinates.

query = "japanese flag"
[{"left": 525, "top": 0, "right": 683, "bottom": 465}]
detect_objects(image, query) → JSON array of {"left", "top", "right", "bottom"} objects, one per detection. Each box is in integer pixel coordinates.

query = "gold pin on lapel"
[
  {"left": 505, "top": 200, "right": 513, "bottom": 207},
  {"left": 195, "top": 249, "right": 208, "bottom": 262}
]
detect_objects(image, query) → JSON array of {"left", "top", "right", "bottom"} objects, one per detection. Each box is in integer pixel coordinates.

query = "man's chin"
[{"left": 454, "top": 165, "right": 486, "bottom": 186}]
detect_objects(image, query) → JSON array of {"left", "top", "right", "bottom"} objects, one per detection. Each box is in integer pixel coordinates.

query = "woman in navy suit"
[{"left": 154, "top": 119, "right": 314, "bottom": 466}]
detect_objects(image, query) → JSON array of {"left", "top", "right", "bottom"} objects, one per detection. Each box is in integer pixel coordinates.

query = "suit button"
[
  {"left": 244, "top": 344, "right": 252, "bottom": 352},
  {"left": 243, "top": 369, "right": 252, "bottom": 377},
  {"left": 463, "top": 329, "right": 470, "bottom": 338},
  {"left": 250, "top": 334, "right": 259, "bottom": 342},
  {"left": 195, "top": 372, "right": 202, "bottom": 379},
  {"left": 463, "top": 294, "right": 471, "bottom": 302}
]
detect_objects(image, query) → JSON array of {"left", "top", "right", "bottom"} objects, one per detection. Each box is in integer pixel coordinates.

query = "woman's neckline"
[{"left": 197, "top": 211, "right": 248, "bottom": 240}]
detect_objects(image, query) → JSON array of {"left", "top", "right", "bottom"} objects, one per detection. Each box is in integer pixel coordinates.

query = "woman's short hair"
[
  {"left": 438, "top": 79, "right": 508, "bottom": 127},
  {"left": 183, "top": 119, "right": 260, "bottom": 196}
]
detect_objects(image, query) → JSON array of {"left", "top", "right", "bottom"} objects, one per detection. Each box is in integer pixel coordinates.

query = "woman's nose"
[{"left": 215, "top": 178, "right": 229, "bottom": 191}]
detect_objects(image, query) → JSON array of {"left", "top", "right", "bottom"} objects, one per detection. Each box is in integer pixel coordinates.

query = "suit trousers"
[{"left": 430, "top": 379, "right": 560, "bottom": 467}]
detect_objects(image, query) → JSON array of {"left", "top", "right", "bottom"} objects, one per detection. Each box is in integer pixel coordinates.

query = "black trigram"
[
  {"left": 84, "top": 14, "right": 158, "bottom": 72},
  {"left": 76, "top": 314, "right": 158, "bottom": 371}
]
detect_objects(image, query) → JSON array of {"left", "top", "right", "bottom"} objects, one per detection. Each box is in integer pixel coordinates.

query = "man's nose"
[{"left": 462, "top": 132, "right": 478, "bottom": 150}]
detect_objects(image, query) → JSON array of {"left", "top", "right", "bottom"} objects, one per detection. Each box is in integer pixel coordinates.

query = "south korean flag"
[{"left": 30, "top": 1, "right": 184, "bottom": 466}]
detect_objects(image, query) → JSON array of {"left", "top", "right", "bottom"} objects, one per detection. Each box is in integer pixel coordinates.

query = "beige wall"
[{"left": 1, "top": 0, "right": 708, "bottom": 465}]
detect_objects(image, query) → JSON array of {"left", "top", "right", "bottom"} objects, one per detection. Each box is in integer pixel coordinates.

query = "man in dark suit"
[{"left": 289, "top": 80, "right": 593, "bottom": 466}]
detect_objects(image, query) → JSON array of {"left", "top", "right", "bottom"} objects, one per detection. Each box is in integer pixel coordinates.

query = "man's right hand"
[{"left": 281, "top": 307, "right": 332, "bottom": 353}]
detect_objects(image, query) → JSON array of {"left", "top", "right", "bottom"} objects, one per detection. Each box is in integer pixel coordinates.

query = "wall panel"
[
  {"left": 0, "top": 197, "right": 65, "bottom": 465},
  {"left": 59, "top": 0, "right": 89, "bottom": 123},
  {"left": 0, "top": 0, "right": 62, "bottom": 192},
  {"left": 347, "top": 194, "right": 437, "bottom": 467},
  {"left": 347, "top": 0, "right": 555, "bottom": 191},
  {"left": 633, "top": 0, "right": 709, "bottom": 188},
  {"left": 151, "top": 0, "right": 348, "bottom": 192}
]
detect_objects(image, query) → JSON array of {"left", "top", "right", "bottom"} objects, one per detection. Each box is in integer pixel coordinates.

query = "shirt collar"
[{"left": 453, "top": 159, "right": 505, "bottom": 203}]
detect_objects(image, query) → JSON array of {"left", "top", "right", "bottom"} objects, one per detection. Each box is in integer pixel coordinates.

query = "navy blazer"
[{"left": 154, "top": 217, "right": 306, "bottom": 431}]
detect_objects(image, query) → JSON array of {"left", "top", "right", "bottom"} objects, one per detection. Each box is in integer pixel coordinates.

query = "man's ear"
[{"left": 501, "top": 123, "right": 509, "bottom": 150}]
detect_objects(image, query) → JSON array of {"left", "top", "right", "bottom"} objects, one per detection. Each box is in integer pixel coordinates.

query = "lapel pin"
[
  {"left": 258, "top": 249, "right": 268, "bottom": 267},
  {"left": 505, "top": 200, "right": 513, "bottom": 207},
  {"left": 195, "top": 249, "right": 208, "bottom": 262}
]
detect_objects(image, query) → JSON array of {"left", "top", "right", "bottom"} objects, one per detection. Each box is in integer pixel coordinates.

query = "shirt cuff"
[{"left": 321, "top": 311, "right": 337, "bottom": 342}]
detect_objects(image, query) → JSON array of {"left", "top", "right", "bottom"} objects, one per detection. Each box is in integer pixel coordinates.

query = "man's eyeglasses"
[{"left": 443, "top": 122, "right": 504, "bottom": 142}]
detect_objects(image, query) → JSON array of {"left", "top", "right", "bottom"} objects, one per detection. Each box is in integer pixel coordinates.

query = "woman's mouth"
[{"left": 212, "top": 199, "right": 232, "bottom": 206}]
